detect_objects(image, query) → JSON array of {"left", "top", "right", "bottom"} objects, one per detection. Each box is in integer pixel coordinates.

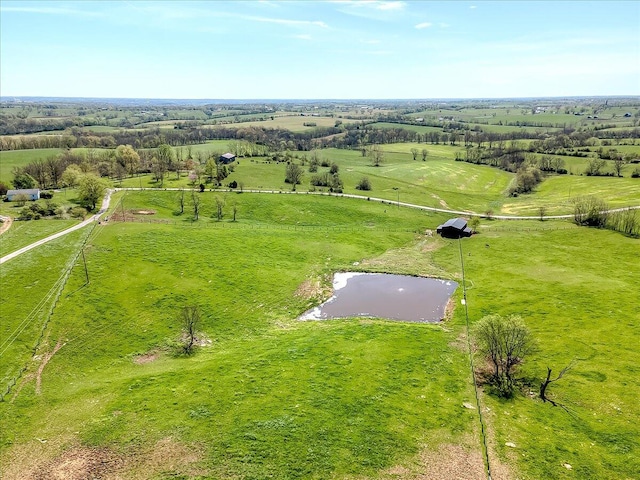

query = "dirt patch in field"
[
  {"left": 378, "top": 438, "right": 512, "bottom": 480},
  {"left": 5, "top": 437, "right": 207, "bottom": 480},
  {"left": 443, "top": 297, "right": 456, "bottom": 321},
  {"left": 0, "top": 215, "right": 13, "bottom": 235},
  {"left": 36, "top": 340, "right": 64, "bottom": 394},
  {"left": 295, "top": 275, "right": 331, "bottom": 301},
  {"left": 109, "top": 209, "right": 158, "bottom": 222},
  {"left": 420, "top": 239, "right": 443, "bottom": 253},
  {"left": 133, "top": 350, "right": 160, "bottom": 364},
  {"left": 27, "top": 446, "right": 122, "bottom": 480}
]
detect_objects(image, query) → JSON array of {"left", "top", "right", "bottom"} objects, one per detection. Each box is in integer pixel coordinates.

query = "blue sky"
[{"left": 1, "top": 0, "right": 639, "bottom": 99}]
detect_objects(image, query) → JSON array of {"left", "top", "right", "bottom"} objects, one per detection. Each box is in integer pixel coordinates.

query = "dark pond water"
[{"left": 300, "top": 272, "right": 458, "bottom": 323}]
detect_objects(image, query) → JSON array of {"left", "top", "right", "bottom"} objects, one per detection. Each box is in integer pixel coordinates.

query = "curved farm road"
[
  {"left": 1, "top": 187, "right": 638, "bottom": 264},
  {"left": 0, "top": 189, "right": 114, "bottom": 265}
]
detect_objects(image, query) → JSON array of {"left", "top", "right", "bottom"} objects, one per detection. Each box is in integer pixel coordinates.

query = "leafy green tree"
[
  {"left": 285, "top": 163, "right": 304, "bottom": 190},
  {"left": 115, "top": 144, "right": 140, "bottom": 176},
  {"left": 77, "top": 173, "right": 108, "bottom": 210},
  {"left": 474, "top": 314, "right": 536, "bottom": 397},
  {"left": 12, "top": 171, "right": 37, "bottom": 189},
  {"left": 61, "top": 164, "right": 83, "bottom": 188}
]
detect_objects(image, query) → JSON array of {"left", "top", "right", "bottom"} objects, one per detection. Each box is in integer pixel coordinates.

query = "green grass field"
[
  {"left": 0, "top": 219, "right": 78, "bottom": 257},
  {"left": 210, "top": 115, "right": 340, "bottom": 132},
  {"left": 1, "top": 190, "right": 638, "bottom": 479},
  {"left": 0, "top": 148, "right": 62, "bottom": 185}
]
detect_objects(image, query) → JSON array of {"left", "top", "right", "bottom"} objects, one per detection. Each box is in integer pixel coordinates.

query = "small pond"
[{"left": 300, "top": 272, "right": 458, "bottom": 323}]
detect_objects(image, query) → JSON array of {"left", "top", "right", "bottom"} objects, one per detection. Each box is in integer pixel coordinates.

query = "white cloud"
[
  {"left": 0, "top": 5, "right": 103, "bottom": 17},
  {"left": 293, "top": 34, "right": 312, "bottom": 40},
  {"left": 415, "top": 22, "right": 433, "bottom": 29},
  {"left": 330, "top": 0, "right": 405, "bottom": 9},
  {"left": 470, "top": 5, "right": 477, "bottom": 9},
  {"left": 376, "top": 2, "right": 406, "bottom": 11},
  {"left": 249, "top": 16, "right": 329, "bottom": 28}
]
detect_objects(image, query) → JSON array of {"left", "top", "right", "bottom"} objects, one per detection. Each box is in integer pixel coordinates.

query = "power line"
[{"left": 458, "top": 236, "right": 492, "bottom": 480}]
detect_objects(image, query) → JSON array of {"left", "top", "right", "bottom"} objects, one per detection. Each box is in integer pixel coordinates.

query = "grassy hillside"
[
  {"left": 0, "top": 148, "right": 62, "bottom": 185},
  {"left": 1, "top": 192, "right": 638, "bottom": 479}
]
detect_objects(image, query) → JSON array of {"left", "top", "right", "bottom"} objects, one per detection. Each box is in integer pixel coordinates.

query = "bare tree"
[
  {"left": 180, "top": 306, "right": 201, "bottom": 355},
  {"left": 540, "top": 363, "right": 573, "bottom": 407},
  {"left": 368, "top": 144, "right": 384, "bottom": 167},
  {"left": 410, "top": 148, "right": 418, "bottom": 160},
  {"left": 177, "top": 189, "right": 185, "bottom": 214},
  {"left": 191, "top": 190, "right": 201, "bottom": 221},
  {"left": 231, "top": 202, "right": 238, "bottom": 222},
  {"left": 613, "top": 157, "right": 626, "bottom": 177},
  {"left": 215, "top": 196, "right": 225, "bottom": 221},
  {"left": 538, "top": 205, "right": 547, "bottom": 221},
  {"left": 421, "top": 148, "right": 429, "bottom": 161}
]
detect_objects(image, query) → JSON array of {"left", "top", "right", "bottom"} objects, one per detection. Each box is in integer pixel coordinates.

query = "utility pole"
[{"left": 393, "top": 187, "right": 399, "bottom": 209}]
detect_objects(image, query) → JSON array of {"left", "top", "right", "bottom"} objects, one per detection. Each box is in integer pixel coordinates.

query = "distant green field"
[
  {"left": 211, "top": 115, "right": 339, "bottom": 132},
  {"left": 118, "top": 142, "right": 640, "bottom": 216},
  {"left": 0, "top": 148, "right": 62, "bottom": 185},
  {"left": 369, "top": 122, "right": 444, "bottom": 134},
  {"left": 502, "top": 174, "right": 640, "bottom": 215}
]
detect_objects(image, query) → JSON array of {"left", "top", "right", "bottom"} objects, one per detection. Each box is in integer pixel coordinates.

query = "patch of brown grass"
[
  {"left": 133, "top": 350, "right": 160, "bottom": 364},
  {"left": 295, "top": 275, "right": 331, "bottom": 301},
  {"left": 3, "top": 437, "right": 207, "bottom": 480},
  {"left": 374, "top": 435, "right": 513, "bottom": 480}
]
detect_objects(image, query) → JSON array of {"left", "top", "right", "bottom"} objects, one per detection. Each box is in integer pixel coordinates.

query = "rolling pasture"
[
  {"left": 1, "top": 98, "right": 639, "bottom": 479},
  {"left": 1, "top": 191, "right": 638, "bottom": 479}
]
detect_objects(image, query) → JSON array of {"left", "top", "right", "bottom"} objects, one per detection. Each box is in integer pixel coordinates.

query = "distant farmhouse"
[
  {"left": 219, "top": 153, "right": 236, "bottom": 164},
  {"left": 6, "top": 189, "right": 40, "bottom": 201},
  {"left": 436, "top": 217, "right": 472, "bottom": 238}
]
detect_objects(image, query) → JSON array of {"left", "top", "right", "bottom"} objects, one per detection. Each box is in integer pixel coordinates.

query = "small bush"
[
  {"left": 355, "top": 177, "right": 372, "bottom": 191},
  {"left": 18, "top": 207, "right": 35, "bottom": 220},
  {"left": 70, "top": 206, "right": 88, "bottom": 220},
  {"left": 40, "top": 191, "right": 54, "bottom": 199}
]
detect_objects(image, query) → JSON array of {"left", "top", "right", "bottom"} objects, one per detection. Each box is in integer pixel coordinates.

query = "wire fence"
[
  {"left": 0, "top": 223, "right": 96, "bottom": 402},
  {"left": 458, "top": 237, "right": 492, "bottom": 480}
]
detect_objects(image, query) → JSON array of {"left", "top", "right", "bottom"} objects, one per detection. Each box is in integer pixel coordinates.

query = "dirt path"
[
  {"left": 35, "top": 340, "right": 64, "bottom": 394},
  {"left": 0, "top": 189, "right": 113, "bottom": 265},
  {"left": 0, "top": 215, "right": 13, "bottom": 235}
]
